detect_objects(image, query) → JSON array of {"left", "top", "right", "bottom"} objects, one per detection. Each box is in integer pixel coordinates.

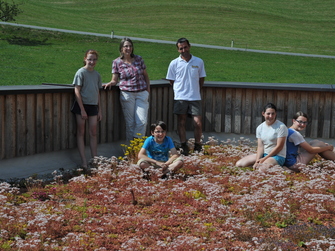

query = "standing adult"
[
  {"left": 166, "top": 38, "right": 206, "bottom": 155},
  {"left": 104, "top": 38, "right": 150, "bottom": 141}
]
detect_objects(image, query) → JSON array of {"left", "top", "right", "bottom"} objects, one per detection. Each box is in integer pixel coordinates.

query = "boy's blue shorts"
[{"left": 263, "top": 153, "right": 285, "bottom": 166}]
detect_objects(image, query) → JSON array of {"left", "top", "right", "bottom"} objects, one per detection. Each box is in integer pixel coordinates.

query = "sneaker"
[
  {"left": 194, "top": 143, "right": 202, "bottom": 153},
  {"left": 180, "top": 142, "right": 189, "bottom": 156}
]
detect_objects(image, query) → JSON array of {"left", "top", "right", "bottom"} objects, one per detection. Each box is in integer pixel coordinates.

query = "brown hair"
[
  {"left": 119, "top": 38, "right": 134, "bottom": 59},
  {"left": 83, "top": 49, "right": 98, "bottom": 66},
  {"left": 293, "top": 111, "right": 308, "bottom": 121}
]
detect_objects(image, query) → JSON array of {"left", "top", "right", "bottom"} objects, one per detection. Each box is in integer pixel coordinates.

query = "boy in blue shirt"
[{"left": 137, "top": 121, "right": 184, "bottom": 177}]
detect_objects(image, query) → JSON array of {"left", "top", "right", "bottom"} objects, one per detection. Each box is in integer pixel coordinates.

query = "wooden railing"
[{"left": 1, "top": 80, "right": 334, "bottom": 160}]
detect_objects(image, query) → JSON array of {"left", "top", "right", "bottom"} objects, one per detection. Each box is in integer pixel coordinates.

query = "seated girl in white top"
[
  {"left": 284, "top": 111, "right": 335, "bottom": 172},
  {"left": 236, "top": 103, "right": 288, "bottom": 172}
]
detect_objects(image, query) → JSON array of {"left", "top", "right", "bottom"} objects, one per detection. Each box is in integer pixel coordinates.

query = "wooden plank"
[
  {"left": 201, "top": 88, "right": 206, "bottom": 131},
  {"left": 16, "top": 94, "right": 26, "bottom": 157},
  {"left": 224, "top": 88, "right": 232, "bottom": 133},
  {"left": 317, "top": 92, "right": 325, "bottom": 138},
  {"left": 300, "top": 92, "right": 308, "bottom": 113},
  {"left": 276, "top": 91, "right": 285, "bottom": 125},
  {"left": 150, "top": 88, "right": 157, "bottom": 131},
  {"left": 115, "top": 90, "right": 125, "bottom": 141},
  {"left": 53, "top": 93, "right": 61, "bottom": 151},
  {"left": 44, "top": 93, "right": 53, "bottom": 152},
  {"left": 26, "top": 94, "right": 36, "bottom": 156},
  {"left": 221, "top": 88, "right": 226, "bottom": 133},
  {"left": 205, "top": 88, "right": 212, "bottom": 132},
  {"left": 100, "top": 90, "right": 107, "bottom": 144},
  {"left": 168, "top": 86, "right": 175, "bottom": 131},
  {"left": 310, "top": 92, "right": 320, "bottom": 138},
  {"left": 112, "top": 91, "right": 119, "bottom": 141},
  {"left": 214, "top": 88, "right": 222, "bottom": 132},
  {"left": 69, "top": 94, "right": 77, "bottom": 149},
  {"left": 331, "top": 92, "right": 335, "bottom": 139},
  {"left": 5, "top": 95, "right": 16, "bottom": 158},
  {"left": 157, "top": 86, "right": 163, "bottom": 123},
  {"left": 252, "top": 89, "right": 263, "bottom": 133},
  {"left": 286, "top": 91, "right": 297, "bottom": 128},
  {"left": 305, "top": 92, "right": 314, "bottom": 138},
  {"left": 0, "top": 95, "right": 4, "bottom": 159},
  {"left": 162, "top": 86, "right": 169, "bottom": 125},
  {"left": 234, "top": 88, "right": 242, "bottom": 134},
  {"left": 106, "top": 89, "right": 114, "bottom": 142},
  {"left": 322, "top": 92, "right": 332, "bottom": 139},
  {"left": 243, "top": 89, "right": 252, "bottom": 135},
  {"left": 36, "top": 94, "right": 45, "bottom": 153},
  {"left": 61, "top": 93, "right": 70, "bottom": 149},
  {"left": 265, "top": 89, "right": 274, "bottom": 104}
]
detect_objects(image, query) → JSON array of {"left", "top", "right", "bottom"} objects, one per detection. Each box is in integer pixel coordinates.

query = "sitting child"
[{"left": 137, "top": 121, "right": 184, "bottom": 177}]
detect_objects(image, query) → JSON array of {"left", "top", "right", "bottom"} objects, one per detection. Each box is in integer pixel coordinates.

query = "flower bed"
[{"left": 1, "top": 137, "right": 335, "bottom": 250}]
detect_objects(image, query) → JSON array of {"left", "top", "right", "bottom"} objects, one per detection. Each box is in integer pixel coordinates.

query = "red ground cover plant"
[{"left": 1, "top": 137, "right": 335, "bottom": 250}]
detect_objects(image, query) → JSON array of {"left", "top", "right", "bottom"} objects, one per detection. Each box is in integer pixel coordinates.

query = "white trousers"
[{"left": 120, "top": 90, "right": 149, "bottom": 141}]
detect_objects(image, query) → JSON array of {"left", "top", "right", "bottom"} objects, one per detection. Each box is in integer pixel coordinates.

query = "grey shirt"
[{"left": 72, "top": 67, "right": 102, "bottom": 105}]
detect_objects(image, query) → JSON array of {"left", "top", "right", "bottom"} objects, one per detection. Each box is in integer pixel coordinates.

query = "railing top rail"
[
  {"left": 1, "top": 80, "right": 334, "bottom": 95},
  {"left": 203, "top": 81, "right": 335, "bottom": 92}
]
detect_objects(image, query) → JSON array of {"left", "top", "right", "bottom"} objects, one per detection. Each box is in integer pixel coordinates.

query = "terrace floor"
[{"left": 0, "top": 131, "right": 333, "bottom": 180}]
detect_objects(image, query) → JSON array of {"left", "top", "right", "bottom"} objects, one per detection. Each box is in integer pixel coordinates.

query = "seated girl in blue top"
[
  {"left": 285, "top": 111, "right": 335, "bottom": 172},
  {"left": 137, "top": 121, "right": 184, "bottom": 177}
]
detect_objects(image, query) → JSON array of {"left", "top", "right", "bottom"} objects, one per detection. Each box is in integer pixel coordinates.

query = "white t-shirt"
[
  {"left": 166, "top": 54, "right": 206, "bottom": 101},
  {"left": 256, "top": 120, "right": 288, "bottom": 158}
]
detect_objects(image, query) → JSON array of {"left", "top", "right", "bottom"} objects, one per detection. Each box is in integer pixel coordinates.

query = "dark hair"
[
  {"left": 263, "top": 103, "right": 277, "bottom": 112},
  {"left": 83, "top": 49, "right": 98, "bottom": 66},
  {"left": 293, "top": 111, "right": 308, "bottom": 121},
  {"left": 119, "top": 37, "right": 134, "bottom": 59},
  {"left": 176, "top": 38, "right": 190, "bottom": 48},
  {"left": 150, "top": 121, "right": 167, "bottom": 132}
]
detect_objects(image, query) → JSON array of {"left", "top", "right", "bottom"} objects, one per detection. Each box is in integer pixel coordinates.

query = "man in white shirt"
[{"left": 166, "top": 38, "right": 206, "bottom": 155}]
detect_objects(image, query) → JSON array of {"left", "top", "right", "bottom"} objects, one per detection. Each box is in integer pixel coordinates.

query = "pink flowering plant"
[{"left": 1, "top": 137, "right": 335, "bottom": 250}]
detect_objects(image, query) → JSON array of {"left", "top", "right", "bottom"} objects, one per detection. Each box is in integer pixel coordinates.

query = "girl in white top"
[
  {"left": 236, "top": 103, "right": 288, "bottom": 172},
  {"left": 284, "top": 111, "right": 335, "bottom": 172}
]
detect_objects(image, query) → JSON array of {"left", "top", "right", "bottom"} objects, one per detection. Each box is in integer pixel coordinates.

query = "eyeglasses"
[
  {"left": 123, "top": 45, "right": 133, "bottom": 48},
  {"left": 295, "top": 120, "right": 308, "bottom": 125},
  {"left": 154, "top": 131, "right": 166, "bottom": 134}
]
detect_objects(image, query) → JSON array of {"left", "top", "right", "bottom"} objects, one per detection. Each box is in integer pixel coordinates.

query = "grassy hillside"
[
  {"left": 12, "top": 0, "right": 335, "bottom": 56},
  {"left": 1, "top": 25, "right": 334, "bottom": 85}
]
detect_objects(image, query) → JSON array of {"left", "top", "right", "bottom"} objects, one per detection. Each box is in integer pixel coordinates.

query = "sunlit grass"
[
  {"left": 13, "top": 0, "right": 335, "bottom": 55},
  {"left": 1, "top": 25, "right": 334, "bottom": 86}
]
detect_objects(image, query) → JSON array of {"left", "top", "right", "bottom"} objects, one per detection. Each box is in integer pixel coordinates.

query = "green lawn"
[
  {"left": 1, "top": 25, "right": 334, "bottom": 85},
  {"left": 1, "top": 0, "right": 335, "bottom": 86},
  {"left": 13, "top": 0, "right": 335, "bottom": 55}
]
